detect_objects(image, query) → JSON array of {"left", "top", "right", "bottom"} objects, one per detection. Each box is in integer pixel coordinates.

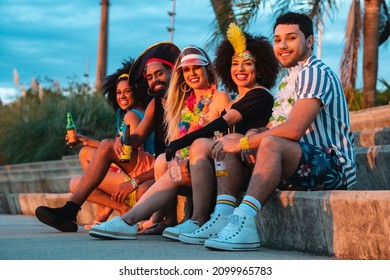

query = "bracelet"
[
  {"left": 130, "top": 178, "right": 139, "bottom": 189},
  {"left": 125, "top": 175, "right": 139, "bottom": 191},
  {"left": 240, "top": 136, "right": 250, "bottom": 151}
]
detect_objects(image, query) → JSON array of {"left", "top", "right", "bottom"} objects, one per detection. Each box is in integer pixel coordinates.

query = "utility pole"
[
  {"left": 95, "top": 0, "right": 109, "bottom": 93},
  {"left": 167, "top": 0, "right": 176, "bottom": 42}
]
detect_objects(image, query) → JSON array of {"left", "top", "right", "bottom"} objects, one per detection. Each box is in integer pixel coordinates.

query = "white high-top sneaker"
[
  {"left": 179, "top": 213, "right": 228, "bottom": 245},
  {"left": 89, "top": 216, "right": 138, "bottom": 240},
  {"left": 204, "top": 208, "right": 260, "bottom": 251},
  {"left": 162, "top": 220, "right": 200, "bottom": 240}
]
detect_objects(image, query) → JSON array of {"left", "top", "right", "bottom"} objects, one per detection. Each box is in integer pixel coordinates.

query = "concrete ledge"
[
  {"left": 11, "top": 193, "right": 101, "bottom": 225},
  {"left": 353, "top": 145, "right": 390, "bottom": 190},
  {"left": 5, "top": 190, "right": 390, "bottom": 259},
  {"left": 5, "top": 192, "right": 190, "bottom": 226},
  {"left": 0, "top": 175, "right": 79, "bottom": 194},
  {"left": 0, "top": 157, "right": 81, "bottom": 171},
  {"left": 353, "top": 127, "right": 390, "bottom": 147},
  {"left": 257, "top": 190, "right": 390, "bottom": 259},
  {"left": 350, "top": 104, "right": 390, "bottom": 131}
]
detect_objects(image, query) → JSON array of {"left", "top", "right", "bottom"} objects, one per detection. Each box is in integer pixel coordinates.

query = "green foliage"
[
  {"left": 349, "top": 79, "right": 390, "bottom": 111},
  {"left": 377, "top": 78, "right": 390, "bottom": 106},
  {"left": 0, "top": 84, "right": 115, "bottom": 165}
]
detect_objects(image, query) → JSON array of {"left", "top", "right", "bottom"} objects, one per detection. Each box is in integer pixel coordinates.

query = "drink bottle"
[
  {"left": 213, "top": 131, "right": 229, "bottom": 177},
  {"left": 66, "top": 112, "right": 78, "bottom": 146},
  {"left": 168, "top": 157, "right": 182, "bottom": 182},
  {"left": 119, "top": 124, "right": 132, "bottom": 163}
]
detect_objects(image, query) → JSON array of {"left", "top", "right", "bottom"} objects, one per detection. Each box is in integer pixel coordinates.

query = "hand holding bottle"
[
  {"left": 66, "top": 112, "right": 79, "bottom": 146},
  {"left": 111, "top": 181, "right": 137, "bottom": 204},
  {"left": 119, "top": 124, "right": 132, "bottom": 163}
]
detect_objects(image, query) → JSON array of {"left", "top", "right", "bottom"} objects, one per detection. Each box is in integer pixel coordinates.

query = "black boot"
[{"left": 35, "top": 201, "right": 80, "bottom": 232}]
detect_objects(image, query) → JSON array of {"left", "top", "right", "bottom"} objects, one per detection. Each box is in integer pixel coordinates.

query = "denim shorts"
[{"left": 281, "top": 142, "right": 347, "bottom": 191}]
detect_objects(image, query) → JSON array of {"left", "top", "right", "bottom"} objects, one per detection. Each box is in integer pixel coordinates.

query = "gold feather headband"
[{"left": 226, "top": 23, "right": 255, "bottom": 62}]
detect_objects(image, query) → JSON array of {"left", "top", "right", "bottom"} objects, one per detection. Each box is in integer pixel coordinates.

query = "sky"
[{"left": 0, "top": 0, "right": 389, "bottom": 104}]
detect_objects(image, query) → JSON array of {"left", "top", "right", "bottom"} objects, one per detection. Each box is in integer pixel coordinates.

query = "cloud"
[{"left": 0, "top": 87, "right": 19, "bottom": 104}]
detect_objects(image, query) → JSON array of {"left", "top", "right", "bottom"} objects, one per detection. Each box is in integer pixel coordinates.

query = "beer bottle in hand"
[
  {"left": 119, "top": 124, "right": 132, "bottom": 162},
  {"left": 66, "top": 112, "right": 79, "bottom": 146}
]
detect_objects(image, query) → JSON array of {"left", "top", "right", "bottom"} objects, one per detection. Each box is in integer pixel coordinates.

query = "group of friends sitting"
[{"left": 35, "top": 12, "right": 356, "bottom": 251}]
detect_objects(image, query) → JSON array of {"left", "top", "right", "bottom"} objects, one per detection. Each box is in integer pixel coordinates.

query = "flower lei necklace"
[
  {"left": 270, "top": 62, "right": 303, "bottom": 127},
  {"left": 176, "top": 86, "right": 215, "bottom": 158}
]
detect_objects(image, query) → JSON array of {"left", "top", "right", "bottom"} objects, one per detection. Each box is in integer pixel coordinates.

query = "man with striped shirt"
[{"left": 203, "top": 12, "right": 356, "bottom": 251}]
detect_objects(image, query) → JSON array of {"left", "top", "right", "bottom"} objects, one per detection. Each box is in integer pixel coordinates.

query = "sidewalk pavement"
[{"left": 0, "top": 214, "right": 331, "bottom": 260}]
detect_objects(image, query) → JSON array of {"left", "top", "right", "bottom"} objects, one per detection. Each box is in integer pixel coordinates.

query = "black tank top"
[{"left": 153, "top": 97, "right": 167, "bottom": 156}]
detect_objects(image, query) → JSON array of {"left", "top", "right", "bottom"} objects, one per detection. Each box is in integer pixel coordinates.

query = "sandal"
[
  {"left": 84, "top": 221, "right": 101, "bottom": 230},
  {"left": 138, "top": 222, "right": 167, "bottom": 235}
]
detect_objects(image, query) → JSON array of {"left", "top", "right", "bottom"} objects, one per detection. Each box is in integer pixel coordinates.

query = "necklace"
[
  {"left": 176, "top": 86, "right": 215, "bottom": 158},
  {"left": 270, "top": 62, "right": 303, "bottom": 127}
]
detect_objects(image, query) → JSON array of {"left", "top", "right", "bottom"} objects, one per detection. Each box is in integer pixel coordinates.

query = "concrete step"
[
  {"left": 0, "top": 165, "right": 82, "bottom": 182},
  {"left": 4, "top": 190, "right": 389, "bottom": 259},
  {"left": 353, "top": 144, "right": 390, "bottom": 190},
  {"left": 0, "top": 157, "right": 80, "bottom": 172},
  {"left": 0, "top": 158, "right": 82, "bottom": 194},
  {"left": 350, "top": 104, "right": 390, "bottom": 131},
  {"left": 353, "top": 127, "right": 390, "bottom": 147},
  {"left": 257, "top": 190, "right": 390, "bottom": 259},
  {"left": 4, "top": 192, "right": 190, "bottom": 227},
  {"left": 0, "top": 175, "right": 77, "bottom": 193}
]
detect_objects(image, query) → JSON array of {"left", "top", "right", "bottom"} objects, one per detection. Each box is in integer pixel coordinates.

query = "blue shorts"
[{"left": 281, "top": 142, "right": 347, "bottom": 191}]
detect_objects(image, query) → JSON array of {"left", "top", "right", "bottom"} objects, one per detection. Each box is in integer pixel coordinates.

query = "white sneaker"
[
  {"left": 162, "top": 220, "right": 199, "bottom": 241},
  {"left": 204, "top": 208, "right": 260, "bottom": 251},
  {"left": 179, "top": 213, "right": 228, "bottom": 245},
  {"left": 89, "top": 216, "right": 138, "bottom": 240}
]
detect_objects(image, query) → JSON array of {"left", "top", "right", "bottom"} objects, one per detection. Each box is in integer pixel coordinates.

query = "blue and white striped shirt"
[{"left": 295, "top": 55, "right": 356, "bottom": 188}]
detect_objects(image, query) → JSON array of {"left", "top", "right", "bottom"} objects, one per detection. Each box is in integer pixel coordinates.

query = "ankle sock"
[
  {"left": 238, "top": 195, "right": 262, "bottom": 216},
  {"left": 214, "top": 194, "right": 236, "bottom": 215},
  {"left": 65, "top": 201, "right": 81, "bottom": 218}
]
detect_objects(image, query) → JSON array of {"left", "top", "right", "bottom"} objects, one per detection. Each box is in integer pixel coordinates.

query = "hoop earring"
[
  {"left": 147, "top": 88, "right": 154, "bottom": 96},
  {"left": 180, "top": 82, "right": 191, "bottom": 93}
]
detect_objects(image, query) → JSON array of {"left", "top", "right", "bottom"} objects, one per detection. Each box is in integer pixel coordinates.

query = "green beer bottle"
[{"left": 66, "top": 112, "right": 78, "bottom": 146}]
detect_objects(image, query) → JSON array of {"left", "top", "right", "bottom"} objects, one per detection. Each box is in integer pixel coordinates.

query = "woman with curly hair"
[{"left": 68, "top": 59, "right": 154, "bottom": 229}]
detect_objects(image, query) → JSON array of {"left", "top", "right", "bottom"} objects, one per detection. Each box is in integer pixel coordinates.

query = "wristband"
[
  {"left": 130, "top": 178, "right": 139, "bottom": 189},
  {"left": 125, "top": 175, "right": 139, "bottom": 190},
  {"left": 240, "top": 136, "right": 250, "bottom": 151}
]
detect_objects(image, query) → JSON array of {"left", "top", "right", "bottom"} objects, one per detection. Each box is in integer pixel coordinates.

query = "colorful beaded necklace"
[{"left": 176, "top": 86, "right": 215, "bottom": 158}]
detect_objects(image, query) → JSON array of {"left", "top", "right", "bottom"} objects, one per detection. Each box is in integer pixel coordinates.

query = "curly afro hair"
[{"left": 214, "top": 32, "right": 280, "bottom": 93}]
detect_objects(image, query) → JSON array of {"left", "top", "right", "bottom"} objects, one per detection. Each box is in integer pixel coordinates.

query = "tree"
[
  {"left": 95, "top": 0, "right": 109, "bottom": 93},
  {"left": 341, "top": 0, "right": 390, "bottom": 109},
  {"left": 207, "top": 0, "right": 237, "bottom": 49}
]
